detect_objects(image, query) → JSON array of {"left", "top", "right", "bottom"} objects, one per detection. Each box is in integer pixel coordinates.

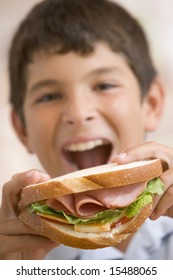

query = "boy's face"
[{"left": 13, "top": 43, "right": 162, "bottom": 177}]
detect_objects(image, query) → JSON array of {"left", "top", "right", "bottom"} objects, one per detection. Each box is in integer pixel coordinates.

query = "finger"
[
  {"left": 5, "top": 169, "right": 50, "bottom": 196},
  {"left": 1, "top": 170, "right": 50, "bottom": 215},
  {"left": 150, "top": 195, "right": 173, "bottom": 220},
  {"left": 162, "top": 206, "right": 173, "bottom": 218},
  {"left": 0, "top": 218, "right": 45, "bottom": 236},
  {"left": 148, "top": 166, "right": 173, "bottom": 219},
  {"left": 0, "top": 235, "right": 58, "bottom": 255},
  {"left": 150, "top": 186, "right": 173, "bottom": 220},
  {"left": 113, "top": 141, "right": 173, "bottom": 168}
]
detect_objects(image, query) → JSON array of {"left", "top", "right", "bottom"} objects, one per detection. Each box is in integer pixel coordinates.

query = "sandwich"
[{"left": 19, "top": 159, "right": 164, "bottom": 249}]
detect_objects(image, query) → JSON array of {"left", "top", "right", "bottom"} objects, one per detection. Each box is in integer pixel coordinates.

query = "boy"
[{"left": 0, "top": 0, "right": 173, "bottom": 260}]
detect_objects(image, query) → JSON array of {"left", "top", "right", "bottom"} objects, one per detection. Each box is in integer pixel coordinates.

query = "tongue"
[{"left": 70, "top": 144, "right": 111, "bottom": 169}]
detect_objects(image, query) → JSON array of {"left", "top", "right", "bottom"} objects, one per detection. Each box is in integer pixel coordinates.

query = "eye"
[
  {"left": 36, "top": 92, "right": 63, "bottom": 103},
  {"left": 95, "top": 83, "right": 116, "bottom": 91}
]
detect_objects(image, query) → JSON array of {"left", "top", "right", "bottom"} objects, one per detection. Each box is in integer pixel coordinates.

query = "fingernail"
[
  {"left": 150, "top": 212, "right": 156, "bottom": 220},
  {"left": 118, "top": 152, "right": 127, "bottom": 159},
  {"left": 26, "top": 170, "right": 35, "bottom": 178},
  {"left": 40, "top": 172, "right": 50, "bottom": 180}
]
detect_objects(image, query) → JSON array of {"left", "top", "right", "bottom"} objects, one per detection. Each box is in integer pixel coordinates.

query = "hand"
[
  {"left": 113, "top": 141, "right": 173, "bottom": 220},
  {"left": 0, "top": 170, "right": 58, "bottom": 260}
]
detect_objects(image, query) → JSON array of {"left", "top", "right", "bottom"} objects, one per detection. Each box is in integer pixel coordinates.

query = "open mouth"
[{"left": 63, "top": 139, "right": 113, "bottom": 170}]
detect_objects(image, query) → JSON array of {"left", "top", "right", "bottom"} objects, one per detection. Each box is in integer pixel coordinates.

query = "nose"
[{"left": 62, "top": 94, "right": 96, "bottom": 125}]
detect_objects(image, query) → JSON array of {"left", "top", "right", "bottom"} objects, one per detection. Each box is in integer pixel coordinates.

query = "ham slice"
[
  {"left": 47, "top": 194, "right": 77, "bottom": 216},
  {"left": 46, "top": 181, "right": 147, "bottom": 218},
  {"left": 74, "top": 194, "right": 106, "bottom": 217}
]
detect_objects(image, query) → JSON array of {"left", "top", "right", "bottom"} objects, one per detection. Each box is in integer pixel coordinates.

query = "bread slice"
[
  {"left": 19, "top": 159, "right": 163, "bottom": 208},
  {"left": 19, "top": 203, "right": 152, "bottom": 249}
]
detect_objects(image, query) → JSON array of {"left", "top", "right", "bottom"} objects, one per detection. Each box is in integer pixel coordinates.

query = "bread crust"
[
  {"left": 19, "top": 159, "right": 163, "bottom": 208},
  {"left": 19, "top": 203, "right": 152, "bottom": 249}
]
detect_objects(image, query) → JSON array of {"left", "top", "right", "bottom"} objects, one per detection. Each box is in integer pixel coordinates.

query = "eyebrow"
[
  {"left": 28, "top": 79, "right": 61, "bottom": 93},
  {"left": 87, "top": 67, "right": 123, "bottom": 77},
  {"left": 28, "top": 67, "right": 123, "bottom": 93}
]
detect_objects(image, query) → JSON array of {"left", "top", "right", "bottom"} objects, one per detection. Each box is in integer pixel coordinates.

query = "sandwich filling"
[{"left": 29, "top": 177, "right": 164, "bottom": 233}]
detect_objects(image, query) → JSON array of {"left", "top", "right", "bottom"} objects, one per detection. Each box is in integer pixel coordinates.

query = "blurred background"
[{"left": 0, "top": 0, "right": 173, "bottom": 200}]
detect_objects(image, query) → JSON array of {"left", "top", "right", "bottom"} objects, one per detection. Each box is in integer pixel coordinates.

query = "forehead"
[{"left": 26, "top": 43, "right": 137, "bottom": 88}]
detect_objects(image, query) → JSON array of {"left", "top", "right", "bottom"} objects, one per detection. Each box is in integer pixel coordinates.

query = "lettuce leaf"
[
  {"left": 125, "top": 194, "right": 152, "bottom": 218},
  {"left": 29, "top": 203, "right": 122, "bottom": 224},
  {"left": 146, "top": 177, "right": 164, "bottom": 195},
  {"left": 124, "top": 177, "right": 164, "bottom": 218}
]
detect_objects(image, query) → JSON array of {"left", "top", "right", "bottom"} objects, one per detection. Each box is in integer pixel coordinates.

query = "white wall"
[{"left": 1, "top": 0, "right": 173, "bottom": 200}]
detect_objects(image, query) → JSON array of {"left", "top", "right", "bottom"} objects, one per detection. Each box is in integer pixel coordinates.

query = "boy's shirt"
[{"left": 45, "top": 216, "right": 173, "bottom": 260}]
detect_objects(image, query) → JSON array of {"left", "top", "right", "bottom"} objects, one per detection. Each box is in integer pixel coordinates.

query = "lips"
[{"left": 63, "top": 139, "right": 113, "bottom": 170}]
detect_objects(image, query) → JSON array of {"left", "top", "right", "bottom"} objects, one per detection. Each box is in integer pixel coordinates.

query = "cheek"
[
  {"left": 103, "top": 95, "right": 142, "bottom": 123},
  {"left": 104, "top": 97, "right": 145, "bottom": 141},
  {"left": 24, "top": 109, "right": 56, "bottom": 151}
]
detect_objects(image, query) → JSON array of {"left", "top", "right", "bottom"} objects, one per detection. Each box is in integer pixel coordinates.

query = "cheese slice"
[
  {"left": 37, "top": 212, "right": 70, "bottom": 224},
  {"left": 74, "top": 222, "right": 111, "bottom": 233}
]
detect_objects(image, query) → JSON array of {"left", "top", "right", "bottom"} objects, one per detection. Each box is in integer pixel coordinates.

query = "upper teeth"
[{"left": 65, "top": 139, "right": 108, "bottom": 152}]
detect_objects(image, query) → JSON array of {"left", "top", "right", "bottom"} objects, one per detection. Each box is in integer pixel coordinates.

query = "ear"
[
  {"left": 142, "top": 77, "right": 165, "bottom": 132},
  {"left": 11, "top": 109, "right": 33, "bottom": 153}
]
